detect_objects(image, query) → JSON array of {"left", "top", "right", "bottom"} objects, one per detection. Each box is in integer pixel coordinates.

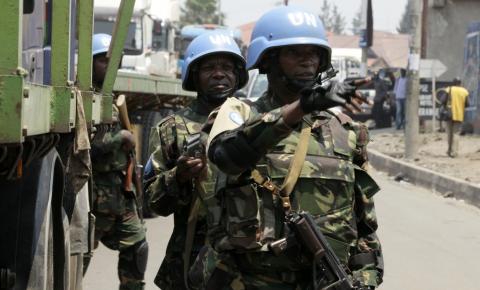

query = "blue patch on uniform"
[{"left": 229, "top": 112, "right": 244, "bottom": 125}]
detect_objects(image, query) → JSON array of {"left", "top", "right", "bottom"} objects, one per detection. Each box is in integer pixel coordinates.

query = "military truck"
[
  {"left": 94, "top": 0, "right": 179, "bottom": 77},
  {"left": 0, "top": 0, "right": 191, "bottom": 288},
  {"left": 92, "top": 0, "right": 195, "bottom": 217}
]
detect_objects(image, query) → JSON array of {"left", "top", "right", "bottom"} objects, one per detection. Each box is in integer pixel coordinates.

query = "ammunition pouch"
[
  {"left": 348, "top": 252, "right": 378, "bottom": 270},
  {"left": 354, "top": 166, "right": 380, "bottom": 199},
  {"left": 188, "top": 247, "right": 236, "bottom": 290},
  {"left": 216, "top": 183, "right": 262, "bottom": 251}
]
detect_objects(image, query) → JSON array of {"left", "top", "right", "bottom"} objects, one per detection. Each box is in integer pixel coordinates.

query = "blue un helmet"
[
  {"left": 92, "top": 33, "right": 112, "bottom": 57},
  {"left": 181, "top": 32, "right": 248, "bottom": 92},
  {"left": 247, "top": 6, "right": 331, "bottom": 73}
]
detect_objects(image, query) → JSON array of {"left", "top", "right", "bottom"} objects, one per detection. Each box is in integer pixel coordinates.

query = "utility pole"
[
  {"left": 359, "top": 0, "right": 373, "bottom": 77},
  {"left": 405, "top": 0, "right": 422, "bottom": 159}
]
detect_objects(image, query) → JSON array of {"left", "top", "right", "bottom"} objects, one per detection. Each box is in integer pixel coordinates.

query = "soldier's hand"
[
  {"left": 299, "top": 78, "right": 372, "bottom": 114},
  {"left": 176, "top": 155, "right": 205, "bottom": 183},
  {"left": 119, "top": 130, "right": 136, "bottom": 152}
]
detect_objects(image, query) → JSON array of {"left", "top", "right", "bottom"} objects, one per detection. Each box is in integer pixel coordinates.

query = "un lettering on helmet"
[
  {"left": 209, "top": 34, "right": 232, "bottom": 46},
  {"left": 288, "top": 12, "right": 318, "bottom": 27}
]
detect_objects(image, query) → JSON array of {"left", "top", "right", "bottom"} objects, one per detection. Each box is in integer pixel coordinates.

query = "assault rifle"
[
  {"left": 116, "top": 95, "right": 144, "bottom": 220},
  {"left": 269, "top": 211, "right": 355, "bottom": 290},
  {"left": 182, "top": 133, "right": 204, "bottom": 159}
]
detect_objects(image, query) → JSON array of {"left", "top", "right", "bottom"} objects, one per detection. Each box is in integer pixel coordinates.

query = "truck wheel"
[{"left": 0, "top": 148, "right": 69, "bottom": 290}]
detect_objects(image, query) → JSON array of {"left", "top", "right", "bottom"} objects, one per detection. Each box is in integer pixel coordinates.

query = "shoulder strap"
[
  {"left": 183, "top": 194, "right": 201, "bottom": 289},
  {"left": 279, "top": 125, "right": 311, "bottom": 212},
  {"left": 252, "top": 125, "right": 312, "bottom": 213}
]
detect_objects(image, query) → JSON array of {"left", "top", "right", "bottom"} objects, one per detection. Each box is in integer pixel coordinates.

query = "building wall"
[
  {"left": 426, "top": 0, "right": 480, "bottom": 81},
  {"left": 427, "top": 0, "right": 480, "bottom": 133}
]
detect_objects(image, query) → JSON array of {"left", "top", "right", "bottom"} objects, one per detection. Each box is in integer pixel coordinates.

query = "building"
[
  {"left": 237, "top": 21, "right": 409, "bottom": 72},
  {"left": 424, "top": 0, "right": 480, "bottom": 132}
]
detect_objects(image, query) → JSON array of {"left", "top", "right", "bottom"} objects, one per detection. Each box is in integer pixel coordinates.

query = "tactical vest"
[
  {"left": 207, "top": 110, "right": 378, "bottom": 266},
  {"left": 156, "top": 110, "right": 217, "bottom": 220}
]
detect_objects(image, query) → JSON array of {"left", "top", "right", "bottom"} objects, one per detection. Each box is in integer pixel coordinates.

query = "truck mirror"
[{"left": 24, "top": 0, "right": 34, "bottom": 14}]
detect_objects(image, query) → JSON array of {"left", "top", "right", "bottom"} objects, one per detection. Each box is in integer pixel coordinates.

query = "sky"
[{"left": 218, "top": 0, "right": 409, "bottom": 34}]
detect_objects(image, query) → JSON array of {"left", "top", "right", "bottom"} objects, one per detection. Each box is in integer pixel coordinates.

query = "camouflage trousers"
[
  {"left": 188, "top": 246, "right": 310, "bottom": 290},
  {"left": 86, "top": 184, "right": 147, "bottom": 290}
]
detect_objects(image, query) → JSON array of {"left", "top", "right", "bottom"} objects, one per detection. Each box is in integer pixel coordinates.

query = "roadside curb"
[{"left": 368, "top": 149, "right": 480, "bottom": 207}]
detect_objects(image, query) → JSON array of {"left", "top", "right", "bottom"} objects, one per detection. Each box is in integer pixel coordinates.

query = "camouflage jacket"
[
  {"left": 205, "top": 94, "right": 384, "bottom": 288},
  {"left": 91, "top": 127, "right": 131, "bottom": 187},
  {"left": 147, "top": 101, "right": 215, "bottom": 290}
]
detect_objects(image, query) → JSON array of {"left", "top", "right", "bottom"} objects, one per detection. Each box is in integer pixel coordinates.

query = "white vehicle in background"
[
  {"left": 94, "top": 0, "right": 179, "bottom": 77},
  {"left": 238, "top": 48, "right": 364, "bottom": 101},
  {"left": 94, "top": 0, "right": 195, "bottom": 217},
  {"left": 331, "top": 48, "right": 362, "bottom": 82}
]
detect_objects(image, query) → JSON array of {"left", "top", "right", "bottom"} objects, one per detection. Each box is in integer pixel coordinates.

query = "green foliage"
[
  {"left": 397, "top": 1, "right": 412, "bottom": 34},
  {"left": 319, "top": 0, "right": 346, "bottom": 35},
  {"left": 351, "top": 7, "right": 362, "bottom": 35},
  {"left": 180, "top": 0, "right": 225, "bottom": 27},
  {"left": 319, "top": 0, "right": 332, "bottom": 30},
  {"left": 331, "top": 5, "right": 346, "bottom": 34}
]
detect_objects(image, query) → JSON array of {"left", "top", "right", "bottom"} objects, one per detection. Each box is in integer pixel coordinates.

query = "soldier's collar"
[{"left": 191, "top": 99, "right": 216, "bottom": 116}]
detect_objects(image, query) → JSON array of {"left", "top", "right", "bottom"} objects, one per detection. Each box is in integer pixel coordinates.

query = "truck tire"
[
  {"left": 0, "top": 148, "right": 69, "bottom": 290},
  {"left": 132, "top": 109, "right": 175, "bottom": 218}
]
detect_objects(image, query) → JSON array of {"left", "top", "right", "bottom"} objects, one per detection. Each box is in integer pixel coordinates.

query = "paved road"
[
  {"left": 374, "top": 170, "right": 480, "bottom": 290},
  {"left": 84, "top": 170, "right": 480, "bottom": 290}
]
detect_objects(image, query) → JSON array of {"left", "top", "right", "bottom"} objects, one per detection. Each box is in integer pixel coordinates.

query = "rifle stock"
[
  {"left": 287, "top": 212, "right": 355, "bottom": 290},
  {"left": 115, "top": 94, "right": 144, "bottom": 220},
  {"left": 115, "top": 94, "right": 133, "bottom": 132}
]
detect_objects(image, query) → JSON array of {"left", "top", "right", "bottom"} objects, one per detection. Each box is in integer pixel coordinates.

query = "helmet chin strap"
[
  {"left": 279, "top": 74, "right": 316, "bottom": 93},
  {"left": 268, "top": 52, "right": 318, "bottom": 93},
  {"left": 198, "top": 87, "right": 235, "bottom": 106}
]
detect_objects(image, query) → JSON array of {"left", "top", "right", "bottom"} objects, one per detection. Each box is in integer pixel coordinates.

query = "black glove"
[
  {"left": 356, "top": 286, "right": 375, "bottom": 290},
  {"left": 299, "top": 80, "right": 357, "bottom": 114}
]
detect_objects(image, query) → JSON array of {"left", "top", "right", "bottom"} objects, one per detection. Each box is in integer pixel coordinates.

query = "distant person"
[
  {"left": 439, "top": 77, "right": 470, "bottom": 157},
  {"left": 372, "top": 70, "right": 392, "bottom": 128},
  {"left": 393, "top": 69, "right": 407, "bottom": 130},
  {"left": 85, "top": 33, "right": 148, "bottom": 290}
]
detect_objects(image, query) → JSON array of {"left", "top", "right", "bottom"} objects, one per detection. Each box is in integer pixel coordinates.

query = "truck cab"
[
  {"left": 176, "top": 24, "right": 243, "bottom": 77},
  {"left": 94, "top": 0, "right": 179, "bottom": 77}
]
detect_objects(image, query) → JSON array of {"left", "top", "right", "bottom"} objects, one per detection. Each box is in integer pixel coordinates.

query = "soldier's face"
[
  {"left": 93, "top": 54, "right": 109, "bottom": 86},
  {"left": 278, "top": 45, "right": 321, "bottom": 81},
  {"left": 196, "top": 54, "right": 237, "bottom": 96}
]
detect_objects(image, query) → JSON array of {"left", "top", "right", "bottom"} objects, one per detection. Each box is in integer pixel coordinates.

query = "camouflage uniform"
[
  {"left": 204, "top": 94, "right": 384, "bottom": 289},
  {"left": 147, "top": 101, "right": 217, "bottom": 290},
  {"left": 90, "top": 126, "right": 147, "bottom": 290}
]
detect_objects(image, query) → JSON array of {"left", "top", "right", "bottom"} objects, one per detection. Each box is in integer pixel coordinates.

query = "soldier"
[
  {"left": 84, "top": 33, "right": 148, "bottom": 290},
  {"left": 144, "top": 32, "right": 248, "bottom": 289},
  {"left": 203, "top": 6, "right": 383, "bottom": 290}
]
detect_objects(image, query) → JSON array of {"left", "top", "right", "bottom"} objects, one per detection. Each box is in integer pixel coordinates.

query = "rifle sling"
[
  {"left": 252, "top": 125, "right": 311, "bottom": 213},
  {"left": 183, "top": 181, "right": 202, "bottom": 289}
]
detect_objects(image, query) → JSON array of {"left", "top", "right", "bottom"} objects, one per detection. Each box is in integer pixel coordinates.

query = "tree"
[
  {"left": 319, "top": 0, "right": 332, "bottom": 31},
  {"left": 180, "top": 0, "right": 225, "bottom": 27},
  {"left": 397, "top": 1, "right": 412, "bottom": 34},
  {"left": 319, "top": 0, "right": 346, "bottom": 34},
  {"left": 331, "top": 5, "right": 346, "bottom": 34},
  {"left": 351, "top": 7, "right": 362, "bottom": 35}
]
